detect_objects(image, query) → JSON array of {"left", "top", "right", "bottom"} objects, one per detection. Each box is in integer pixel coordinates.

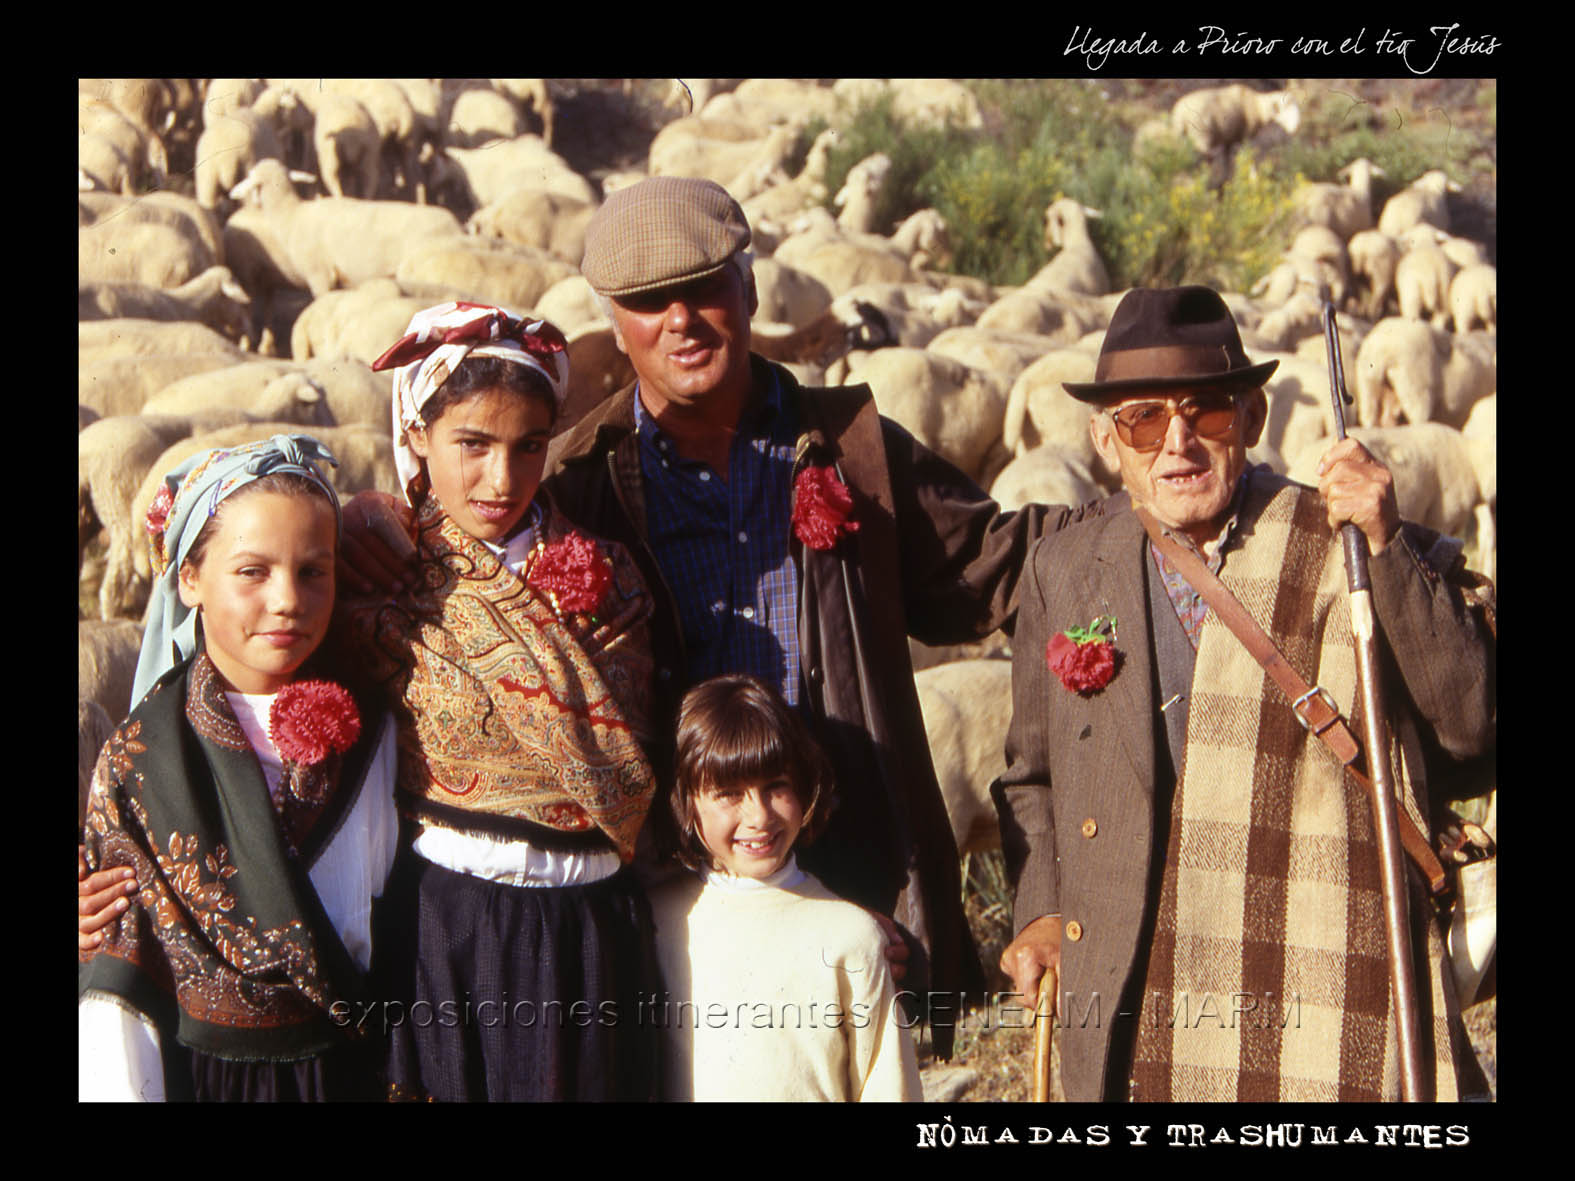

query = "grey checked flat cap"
[{"left": 581, "top": 176, "right": 751, "bottom": 297}]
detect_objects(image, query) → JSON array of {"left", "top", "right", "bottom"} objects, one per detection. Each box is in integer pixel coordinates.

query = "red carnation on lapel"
[
  {"left": 792, "top": 466, "right": 860, "bottom": 551},
  {"left": 1047, "top": 616, "right": 1118, "bottom": 694},
  {"left": 529, "top": 530, "right": 613, "bottom": 615},
  {"left": 270, "top": 680, "right": 361, "bottom": 765}
]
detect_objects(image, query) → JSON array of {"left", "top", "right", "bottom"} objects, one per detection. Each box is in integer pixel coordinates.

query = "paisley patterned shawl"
[
  {"left": 1129, "top": 473, "right": 1466, "bottom": 1101},
  {"left": 79, "top": 655, "right": 384, "bottom": 1062},
  {"left": 343, "top": 492, "right": 657, "bottom": 860}
]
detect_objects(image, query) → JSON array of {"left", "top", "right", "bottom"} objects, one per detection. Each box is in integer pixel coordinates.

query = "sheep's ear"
[
  {"left": 1082, "top": 205, "right": 1103, "bottom": 219},
  {"left": 289, "top": 169, "right": 318, "bottom": 186}
]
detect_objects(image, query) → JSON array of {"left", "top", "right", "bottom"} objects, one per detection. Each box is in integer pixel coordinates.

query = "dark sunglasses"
[{"left": 1108, "top": 390, "right": 1242, "bottom": 452}]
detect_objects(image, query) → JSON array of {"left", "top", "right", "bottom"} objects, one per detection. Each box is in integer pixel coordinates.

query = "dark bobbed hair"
[
  {"left": 417, "top": 354, "right": 559, "bottom": 431},
  {"left": 181, "top": 470, "right": 340, "bottom": 574},
  {"left": 669, "top": 673, "right": 835, "bottom": 873}
]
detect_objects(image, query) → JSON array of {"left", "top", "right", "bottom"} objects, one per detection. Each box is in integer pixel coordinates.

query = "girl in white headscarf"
[
  {"left": 338, "top": 302, "right": 662, "bottom": 1101},
  {"left": 78, "top": 435, "right": 401, "bottom": 1101}
]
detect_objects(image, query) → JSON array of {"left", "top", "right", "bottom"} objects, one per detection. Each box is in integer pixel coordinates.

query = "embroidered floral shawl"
[
  {"left": 79, "top": 655, "right": 386, "bottom": 1063},
  {"left": 341, "top": 492, "right": 657, "bottom": 860}
]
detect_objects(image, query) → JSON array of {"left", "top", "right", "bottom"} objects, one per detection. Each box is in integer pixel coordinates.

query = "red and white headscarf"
[{"left": 371, "top": 301, "right": 570, "bottom": 504}]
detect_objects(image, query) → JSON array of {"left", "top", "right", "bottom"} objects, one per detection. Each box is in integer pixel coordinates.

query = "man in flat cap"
[
  {"left": 545, "top": 176, "right": 1111, "bottom": 1051},
  {"left": 992, "top": 285, "right": 1495, "bottom": 1101}
]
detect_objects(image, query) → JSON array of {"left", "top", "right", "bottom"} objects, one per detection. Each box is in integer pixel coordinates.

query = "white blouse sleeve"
[{"left": 78, "top": 994, "right": 165, "bottom": 1102}]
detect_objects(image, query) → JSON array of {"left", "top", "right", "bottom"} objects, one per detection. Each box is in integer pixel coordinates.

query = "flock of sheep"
[{"left": 78, "top": 78, "right": 1497, "bottom": 858}]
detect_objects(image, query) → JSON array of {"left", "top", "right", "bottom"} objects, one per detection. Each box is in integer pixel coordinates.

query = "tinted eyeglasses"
[{"left": 1107, "top": 390, "right": 1242, "bottom": 452}]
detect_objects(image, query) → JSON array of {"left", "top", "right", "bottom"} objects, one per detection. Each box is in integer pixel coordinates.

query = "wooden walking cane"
[
  {"left": 1032, "top": 970, "right": 1055, "bottom": 1102},
  {"left": 1321, "top": 297, "right": 1427, "bottom": 1101}
]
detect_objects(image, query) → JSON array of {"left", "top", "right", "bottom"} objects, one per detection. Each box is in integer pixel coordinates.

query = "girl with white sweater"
[{"left": 648, "top": 673, "right": 922, "bottom": 1101}]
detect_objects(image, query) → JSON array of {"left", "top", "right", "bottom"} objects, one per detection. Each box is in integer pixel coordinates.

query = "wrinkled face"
[
  {"left": 1090, "top": 384, "right": 1266, "bottom": 546},
  {"left": 407, "top": 386, "right": 554, "bottom": 543},
  {"left": 607, "top": 264, "right": 758, "bottom": 417},
  {"left": 178, "top": 490, "right": 337, "bottom": 695},
  {"left": 693, "top": 774, "right": 805, "bottom": 880}
]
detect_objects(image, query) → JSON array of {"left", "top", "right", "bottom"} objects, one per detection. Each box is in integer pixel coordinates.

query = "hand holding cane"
[{"left": 1321, "top": 295, "right": 1427, "bottom": 1101}]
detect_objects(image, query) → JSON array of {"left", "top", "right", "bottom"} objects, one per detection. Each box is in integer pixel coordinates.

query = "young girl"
[
  {"left": 336, "top": 301, "right": 661, "bottom": 1101},
  {"left": 78, "top": 435, "right": 401, "bottom": 1101},
  {"left": 650, "top": 673, "right": 922, "bottom": 1101}
]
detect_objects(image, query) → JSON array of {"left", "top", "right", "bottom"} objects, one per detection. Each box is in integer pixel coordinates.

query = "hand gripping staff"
[{"left": 1322, "top": 296, "right": 1426, "bottom": 1101}]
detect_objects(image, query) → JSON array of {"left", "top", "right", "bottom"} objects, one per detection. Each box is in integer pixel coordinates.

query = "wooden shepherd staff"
[
  {"left": 1032, "top": 968, "right": 1055, "bottom": 1102},
  {"left": 1321, "top": 298, "right": 1426, "bottom": 1100}
]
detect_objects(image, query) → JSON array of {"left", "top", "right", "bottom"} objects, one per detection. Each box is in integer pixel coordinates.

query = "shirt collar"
[{"left": 632, "top": 365, "right": 785, "bottom": 452}]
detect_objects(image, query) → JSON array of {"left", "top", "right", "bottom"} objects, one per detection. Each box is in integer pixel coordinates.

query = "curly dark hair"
[{"left": 669, "top": 674, "right": 834, "bottom": 873}]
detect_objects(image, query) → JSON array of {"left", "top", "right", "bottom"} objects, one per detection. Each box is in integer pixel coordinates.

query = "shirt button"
[
  {"left": 1064, "top": 920, "right": 1084, "bottom": 942},
  {"left": 740, "top": 606, "right": 756, "bottom": 620},
  {"left": 737, "top": 531, "right": 748, "bottom": 543},
  {"left": 712, "top": 600, "right": 725, "bottom": 613},
  {"left": 1081, "top": 818, "right": 1097, "bottom": 838},
  {"left": 699, "top": 471, "right": 712, "bottom": 482}
]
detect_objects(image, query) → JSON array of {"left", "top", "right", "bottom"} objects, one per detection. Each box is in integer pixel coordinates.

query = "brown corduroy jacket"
[{"left": 543, "top": 355, "right": 1100, "bottom": 1054}]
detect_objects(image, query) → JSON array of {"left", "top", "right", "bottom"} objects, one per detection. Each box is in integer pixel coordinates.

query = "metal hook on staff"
[{"left": 1321, "top": 291, "right": 1427, "bottom": 1101}]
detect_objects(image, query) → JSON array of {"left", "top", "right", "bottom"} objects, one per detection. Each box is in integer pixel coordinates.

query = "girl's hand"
[
  {"left": 869, "top": 910, "right": 910, "bottom": 984},
  {"left": 338, "top": 491, "right": 419, "bottom": 595},
  {"left": 78, "top": 845, "right": 135, "bottom": 952}
]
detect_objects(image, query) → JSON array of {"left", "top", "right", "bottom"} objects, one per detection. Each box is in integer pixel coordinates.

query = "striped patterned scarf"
[{"left": 1129, "top": 474, "right": 1462, "bottom": 1101}]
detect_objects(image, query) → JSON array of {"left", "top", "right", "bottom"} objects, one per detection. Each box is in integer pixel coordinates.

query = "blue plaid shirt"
[{"left": 634, "top": 371, "right": 803, "bottom": 705}]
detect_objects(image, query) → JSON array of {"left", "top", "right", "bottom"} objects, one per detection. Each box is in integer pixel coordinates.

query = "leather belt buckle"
[{"left": 1291, "top": 685, "right": 1340, "bottom": 736}]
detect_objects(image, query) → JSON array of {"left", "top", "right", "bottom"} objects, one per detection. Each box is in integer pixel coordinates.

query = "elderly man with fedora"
[{"left": 992, "top": 285, "right": 1495, "bottom": 1101}]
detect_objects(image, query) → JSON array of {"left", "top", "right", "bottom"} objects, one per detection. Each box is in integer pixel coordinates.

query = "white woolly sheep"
[
  {"left": 1395, "top": 244, "right": 1459, "bottom": 329},
  {"left": 1352, "top": 317, "right": 1495, "bottom": 428},
  {"left": 990, "top": 443, "right": 1107, "bottom": 514},
  {"left": 1023, "top": 199, "right": 1110, "bottom": 297},
  {"left": 1377, "top": 169, "right": 1462, "bottom": 238},
  {"left": 560, "top": 323, "right": 635, "bottom": 435},
  {"left": 999, "top": 347, "right": 1113, "bottom": 486},
  {"left": 395, "top": 236, "right": 577, "bottom": 312},
  {"left": 78, "top": 190, "right": 226, "bottom": 271},
  {"left": 80, "top": 219, "right": 218, "bottom": 289},
  {"left": 1450, "top": 263, "right": 1497, "bottom": 335},
  {"left": 446, "top": 85, "right": 527, "bottom": 149},
  {"left": 701, "top": 79, "right": 838, "bottom": 137},
  {"left": 79, "top": 317, "right": 248, "bottom": 367},
  {"left": 1294, "top": 157, "right": 1384, "bottom": 242},
  {"left": 438, "top": 136, "right": 596, "bottom": 212},
  {"left": 532, "top": 275, "right": 609, "bottom": 336},
  {"left": 740, "top": 126, "right": 843, "bottom": 234},
  {"left": 888, "top": 79, "right": 985, "bottom": 132},
  {"left": 228, "top": 158, "right": 464, "bottom": 297},
  {"left": 466, "top": 189, "right": 597, "bottom": 264},
  {"left": 1346, "top": 230, "right": 1401, "bottom": 319},
  {"left": 79, "top": 93, "right": 167, "bottom": 191},
  {"left": 751, "top": 258, "right": 835, "bottom": 330},
  {"left": 888, "top": 208, "right": 953, "bottom": 272},
  {"left": 833, "top": 152, "right": 893, "bottom": 234},
  {"left": 139, "top": 360, "right": 334, "bottom": 426},
  {"left": 1169, "top": 84, "right": 1300, "bottom": 165},
  {"left": 771, "top": 224, "right": 915, "bottom": 297},
  {"left": 79, "top": 619, "right": 144, "bottom": 726},
  {"left": 839, "top": 347, "right": 1008, "bottom": 482},
  {"left": 289, "top": 279, "right": 433, "bottom": 368},
  {"left": 1287, "top": 422, "right": 1483, "bottom": 542},
  {"left": 310, "top": 91, "right": 382, "bottom": 200},
  {"left": 202, "top": 78, "right": 264, "bottom": 124},
  {"left": 79, "top": 267, "right": 252, "bottom": 343},
  {"left": 490, "top": 79, "right": 554, "bottom": 147},
  {"left": 1460, "top": 393, "right": 1496, "bottom": 510},
  {"left": 915, "top": 658, "right": 1012, "bottom": 855},
  {"left": 319, "top": 79, "right": 423, "bottom": 198},
  {"left": 78, "top": 353, "right": 250, "bottom": 420},
  {"left": 926, "top": 327, "right": 1068, "bottom": 400},
  {"left": 194, "top": 104, "right": 285, "bottom": 210}
]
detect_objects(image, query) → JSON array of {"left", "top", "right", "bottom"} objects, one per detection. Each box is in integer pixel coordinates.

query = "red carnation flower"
[
  {"left": 1046, "top": 616, "right": 1119, "bottom": 695},
  {"left": 270, "top": 680, "right": 361, "bottom": 766},
  {"left": 529, "top": 531, "right": 612, "bottom": 615},
  {"left": 144, "top": 483, "right": 174, "bottom": 538},
  {"left": 792, "top": 466, "right": 860, "bottom": 551}
]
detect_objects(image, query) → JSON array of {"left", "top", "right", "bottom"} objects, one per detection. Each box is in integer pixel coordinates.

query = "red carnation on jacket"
[
  {"left": 792, "top": 465, "right": 860, "bottom": 551},
  {"left": 270, "top": 680, "right": 361, "bottom": 765},
  {"left": 1046, "top": 616, "right": 1118, "bottom": 694},
  {"left": 529, "top": 531, "right": 612, "bottom": 615}
]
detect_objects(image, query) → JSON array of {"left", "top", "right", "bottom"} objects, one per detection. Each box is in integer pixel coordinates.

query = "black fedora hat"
[{"left": 1063, "top": 285, "right": 1278, "bottom": 402}]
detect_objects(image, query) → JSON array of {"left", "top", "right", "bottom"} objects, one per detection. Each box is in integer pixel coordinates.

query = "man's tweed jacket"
[{"left": 993, "top": 476, "right": 1495, "bottom": 1100}]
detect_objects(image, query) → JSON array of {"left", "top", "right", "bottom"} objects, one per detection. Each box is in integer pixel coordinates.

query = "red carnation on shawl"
[
  {"left": 792, "top": 466, "right": 860, "bottom": 551},
  {"left": 1046, "top": 616, "right": 1118, "bottom": 695},
  {"left": 529, "top": 531, "right": 612, "bottom": 615},
  {"left": 270, "top": 680, "right": 361, "bottom": 766}
]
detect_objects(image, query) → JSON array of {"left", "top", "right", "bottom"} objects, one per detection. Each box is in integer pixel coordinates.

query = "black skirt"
[
  {"left": 179, "top": 1037, "right": 386, "bottom": 1102},
  {"left": 375, "top": 845, "right": 660, "bottom": 1102}
]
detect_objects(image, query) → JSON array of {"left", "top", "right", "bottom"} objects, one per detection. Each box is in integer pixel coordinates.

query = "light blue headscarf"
[{"left": 131, "top": 434, "right": 341, "bottom": 707}]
